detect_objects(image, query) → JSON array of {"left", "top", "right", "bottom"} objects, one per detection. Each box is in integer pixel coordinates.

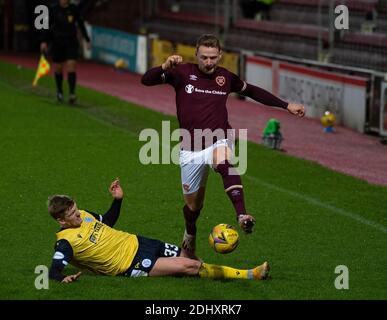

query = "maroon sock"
[
  {"left": 183, "top": 205, "right": 201, "bottom": 236},
  {"left": 215, "top": 160, "right": 247, "bottom": 216}
]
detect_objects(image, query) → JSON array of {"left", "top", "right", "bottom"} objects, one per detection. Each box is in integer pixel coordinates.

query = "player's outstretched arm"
[
  {"left": 141, "top": 55, "right": 183, "bottom": 86},
  {"left": 241, "top": 83, "right": 288, "bottom": 109},
  {"left": 101, "top": 178, "right": 123, "bottom": 227},
  {"left": 240, "top": 83, "right": 305, "bottom": 117}
]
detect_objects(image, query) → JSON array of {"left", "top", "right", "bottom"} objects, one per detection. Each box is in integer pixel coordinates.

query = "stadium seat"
[
  {"left": 166, "top": 0, "right": 229, "bottom": 16},
  {"left": 332, "top": 30, "right": 387, "bottom": 70},
  {"left": 271, "top": 0, "right": 378, "bottom": 31},
  {"left": 233, "top": 18, "right": 329, "bottom": 41},
  {"left": 135, "top": 0, "right": 386, "bottom": 71},
  {"left": 341, "top": 32, "right": 387, "bottom": 50},
  {"left": 276, "top": 0, "right": 378, "bottom": 11},
  {"left": 156, "top": 10, "right": 224, "bottom": 29}
]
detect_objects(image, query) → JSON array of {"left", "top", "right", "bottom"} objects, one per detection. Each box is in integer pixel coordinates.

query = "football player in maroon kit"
[{"left": 141, "top": 34, "right": 305, "bottom": 259}]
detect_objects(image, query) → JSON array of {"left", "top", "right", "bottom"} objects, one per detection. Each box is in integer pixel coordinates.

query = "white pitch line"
[{"left": 244, "top": 175, "right": 387, "bottom": 234}]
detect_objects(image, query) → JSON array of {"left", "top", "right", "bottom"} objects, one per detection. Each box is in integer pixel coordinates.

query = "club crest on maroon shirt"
[{"left": 216, "top": 76, "right": 226, "bottom": 86}]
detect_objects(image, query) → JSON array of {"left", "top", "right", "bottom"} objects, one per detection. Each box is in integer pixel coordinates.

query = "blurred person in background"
[{"left": 40, "top": 0, "right": 90, "bottom": 104}]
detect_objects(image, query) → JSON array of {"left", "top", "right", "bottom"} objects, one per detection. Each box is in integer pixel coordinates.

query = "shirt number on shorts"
[{"left": 164, "top": 243, "right": 179, "bottom": 257}]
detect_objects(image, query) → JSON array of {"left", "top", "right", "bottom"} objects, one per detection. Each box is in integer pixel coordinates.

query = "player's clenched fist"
[
  {"left": 162, "top": 55, "right": 183, "bottom": 71},
  {"left": 109, "top": 178, "right": 123, "bottom": 200},
  {"left": 287, "top": 103, "right": 305, "bottom": 117}
]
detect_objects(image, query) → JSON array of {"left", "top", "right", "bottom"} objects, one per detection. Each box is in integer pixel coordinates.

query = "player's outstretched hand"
[
  {"left": 61, "top": 272, "right": 82, "bottom": 283},
  {"left": 110, "top": 178, "right": 123, "bottom": 200},
  {"left": 287, "top": 103, "right": 305, "bottom": 117},
  {"left": 162, "top": 55, "right": 183, "bottom": 71}
]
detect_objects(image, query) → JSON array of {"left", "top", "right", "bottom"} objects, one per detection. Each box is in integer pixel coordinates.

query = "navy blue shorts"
[{"left": 122, "top": 236, "right": 181, "bottom": 277}]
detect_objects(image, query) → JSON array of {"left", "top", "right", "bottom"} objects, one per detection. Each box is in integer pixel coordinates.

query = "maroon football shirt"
[{"left": 141, "top": 63, "right": 287, "bottom": 150}]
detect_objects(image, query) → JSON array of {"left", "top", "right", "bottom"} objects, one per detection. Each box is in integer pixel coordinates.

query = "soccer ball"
[{"left": 208, "top": 224, "right": 239, "bottom": 254}]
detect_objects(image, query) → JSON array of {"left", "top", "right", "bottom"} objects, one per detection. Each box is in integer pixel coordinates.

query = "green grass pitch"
[{"left": 0, "top": 61, "right": 386, "bottom": 300}]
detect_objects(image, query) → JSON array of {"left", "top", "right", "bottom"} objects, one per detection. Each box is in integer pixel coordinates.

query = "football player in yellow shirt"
[{"left": 48, "top": 179, "right": 270, "bottom": 283}]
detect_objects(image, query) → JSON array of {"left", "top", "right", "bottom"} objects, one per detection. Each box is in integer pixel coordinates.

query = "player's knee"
[
  {"left": 213, "top": 146, "right": 231, "bottom": 166},
  {"left": 186, "top": 202, "right": 202, "bottom": 213},
  {"left": 188, "top": 203, "right": 203, "bottom": 212}
]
